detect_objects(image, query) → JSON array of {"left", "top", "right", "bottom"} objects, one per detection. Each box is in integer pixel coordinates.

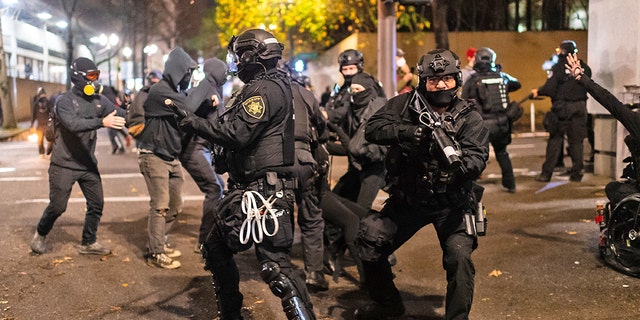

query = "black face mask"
[
  {"left": 426, "top": 87, "right": 457, "bottom": 108},
  {"left": 351, "top": 89, "right": 371, "bottom": 108},
  {"left": 237, "top": 63, "right": 261, "bottom": 83},
  {"left": 178, "top": 73, "right": 192, "bottom": 93}
]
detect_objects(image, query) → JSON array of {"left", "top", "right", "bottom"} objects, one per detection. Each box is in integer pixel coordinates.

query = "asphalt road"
[{"left": 1, "top": 129, "right": 639, "bottom": 320}]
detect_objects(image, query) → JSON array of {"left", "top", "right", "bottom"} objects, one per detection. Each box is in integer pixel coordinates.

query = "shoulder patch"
[{"left": 242, "top": 96, "right": 266, "bottom": 119}]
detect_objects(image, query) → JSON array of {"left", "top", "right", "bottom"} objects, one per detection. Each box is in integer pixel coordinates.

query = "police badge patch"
[{"left": 242, "top": 96, "right": 266, "bottom": 119}]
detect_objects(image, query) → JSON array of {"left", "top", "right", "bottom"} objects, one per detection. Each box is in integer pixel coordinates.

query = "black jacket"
[
  {"left": 51, "top": 87, "right": 122, "bottom": 171},
  {"left": 179, "top": 68, "right": 295, "bottom": 183},
  {"left": 365, "top": 91, "right": 489, "bottom": 185},
  {"left": 538, "top": 56, "right": 592, "bottom": 102},
  {"left": 138, "top": 47, "right": 197, "bottom": 161}
]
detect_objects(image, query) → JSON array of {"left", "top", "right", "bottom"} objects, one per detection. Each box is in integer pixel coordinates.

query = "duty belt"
[{"left": 229, "top": 174, "right": 298, "bottom": 195}]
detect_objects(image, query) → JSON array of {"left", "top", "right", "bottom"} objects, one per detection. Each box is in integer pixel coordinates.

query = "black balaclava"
[{"left": 350, "top": 73, "right": 378, "bottom": 108}]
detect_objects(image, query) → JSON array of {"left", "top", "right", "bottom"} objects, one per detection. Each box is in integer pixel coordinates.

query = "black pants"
[
  {"left": 359, "top": 198, "right": 476, "bottom": 320},
  {"left": 179, "top": 137, "right": 224, "bottom": 244},
  {"left": 203, "top": 187, "right": 313, "bottom": 317},
  {"left": 291, "top": 149, "right": 325, "bottom": 274},
  {"left": 332, "top": 162, "right": 385, "bottom": 210},
  {"left": 485, "top": 118, "right": 515, "bottom": 190},
  {"left": 36, "top": 164, "right": 104, "bottom": 245},
  {"left": 541, "top": 100, "right": 588, "bottom": 177}
]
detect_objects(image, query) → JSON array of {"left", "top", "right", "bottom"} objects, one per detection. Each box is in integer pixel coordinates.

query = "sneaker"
[
  {"left": 164, "top": 244, "right": 182, "bottom": 258},
  {"left": 30, "top": 232, "right": 46, "bottom": 254},
  {"left": 194, "top": 242, "right": 202, "bottom": 254},
  {"left": 354, "top": 302, "right": 405, "bottom": 319},
  {"left": 77, "top": 242, "right": 111, "bottom": 255},
  {"left": 305, "top": 271, "right": 329, "bottom": 292},
  {"left": 147, "top": 253, "right": 181, "bottom": 269}
]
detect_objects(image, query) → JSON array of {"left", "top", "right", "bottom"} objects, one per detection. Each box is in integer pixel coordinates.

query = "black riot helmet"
[
  {"left": 417, "top": 49, "right": 462, "bottom": 86},
  {"left": 228, "top": 29, "right": 284, "bottom": 82},
  {"left": 557, "top": 40, "right": 578, "bottom": 57},
  {"left": 416, "top": 49, "right": 462, "bottom": 107},
  {"left": 473, "top": 47, "right": 497, "bottom": 72},
  {"left": 338, "top": 49, "right": 364, "bottom": 72}
]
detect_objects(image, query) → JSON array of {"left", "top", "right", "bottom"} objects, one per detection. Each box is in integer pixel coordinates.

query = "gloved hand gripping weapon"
[{"left": 412, "top": 93, "right": 465, "bottom": 174}]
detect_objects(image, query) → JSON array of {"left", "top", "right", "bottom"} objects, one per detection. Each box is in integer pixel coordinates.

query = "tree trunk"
[
  {"left": 432, "top": 0, "right": 450, "bottom": 49},
  {"left": 0, "top": 14, "right": 16, "bottom": 129}
]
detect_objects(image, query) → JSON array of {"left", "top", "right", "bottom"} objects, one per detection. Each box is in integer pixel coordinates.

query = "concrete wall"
[
  {"left": 7, "top": 79, "right": 66, "bottom": 123},
  {"left": 307, "top": 30, "right": 588, "bottom": 133},
  {"left": 588, "top": 0, "right": 640, "bottom": 179}
]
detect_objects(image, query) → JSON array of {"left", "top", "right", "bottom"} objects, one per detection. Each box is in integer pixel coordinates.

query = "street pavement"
[{"left": 1, "top": 127, "right": 639, "bottom": 320}]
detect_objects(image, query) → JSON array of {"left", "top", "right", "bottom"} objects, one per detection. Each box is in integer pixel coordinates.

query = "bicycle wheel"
[{"left": 607, "top": 194, "right": 640, "bottom": 276}]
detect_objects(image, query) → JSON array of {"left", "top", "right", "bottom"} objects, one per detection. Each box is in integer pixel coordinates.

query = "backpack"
[{"left": 44, "top": 93, "right": 80, "bottom": 154}]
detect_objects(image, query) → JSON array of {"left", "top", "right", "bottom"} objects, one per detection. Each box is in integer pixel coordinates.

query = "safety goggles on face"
[
  {"left": 78, "top": 70, "right": 101, "bottom": 81},
  {"left": 426, "top": 74, "right": 456, "bottom": 86}
]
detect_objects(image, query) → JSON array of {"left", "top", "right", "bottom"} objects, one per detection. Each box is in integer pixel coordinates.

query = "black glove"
[
  {"left": 165, "top": 99, "right": 187, "bottom": 120},
  {"left": 399, "top": 125, "right": 429, "bottom": 144}
]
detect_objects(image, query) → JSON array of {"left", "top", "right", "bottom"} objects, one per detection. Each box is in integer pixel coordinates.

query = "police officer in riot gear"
[
  {"left": 170, "top": 29, "right": 315, "bottom": 319},
  {"left": 280, "top": 60, "right": 330, "bottom": 291},
  {"left": 354, "top": 49, "right": 489, "bottom": 319},
  {"left": 532, "top": 40, "right": 592, "bottom": 182},
  {"left": 462, "top": 47, "right": 521, "bottom": 193}
]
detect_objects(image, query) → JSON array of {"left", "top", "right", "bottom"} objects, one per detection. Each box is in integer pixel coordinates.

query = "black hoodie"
[
  {"left": 138, "top": 47, "right": 197, "bottom": 160},
  {"left": 186, "top": 57, "right": 227, "bottom": 119}
]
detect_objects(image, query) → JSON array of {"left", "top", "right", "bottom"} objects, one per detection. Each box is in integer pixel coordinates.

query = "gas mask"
[{"left": 71, "top": 69, "right": 102, "bottom": 96}]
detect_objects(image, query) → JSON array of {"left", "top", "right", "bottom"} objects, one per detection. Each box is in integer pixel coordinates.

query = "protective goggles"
[{"left": 78, "top": 70, "right": 101, "bottom": 81}]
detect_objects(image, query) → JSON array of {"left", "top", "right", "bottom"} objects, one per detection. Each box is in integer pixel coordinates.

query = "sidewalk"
[{"left": 0, "top": 121, "right": 31, "bottom": 141}]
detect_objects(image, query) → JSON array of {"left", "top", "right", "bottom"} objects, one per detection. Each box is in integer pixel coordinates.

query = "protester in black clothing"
[
  {"left": 30, "top": 87, "right": 54, "bottom": 157},
  {"left": 172, "top": 29, "right": 315, "bottom": 319},
  {"left": 181, "top": 57, "right": 227, "bottom": 253},
  {"left": 533, "top": 40, "right": 592, "bottom": 183},
  {"left": 137, "top": 47, "right": 197, "bottom": 269},
  {"left": 30, "top": 57, "right": 126, "bottom": 255},
  {"left": 316, "top": 124, "right": 368, "bottom": 287},
  {"left": 330, "top": 72, "right": 387, "bottom": 210},
  {"left": 354, "top": 49, "right": 489, "bottom": 319},
  {"left": 462, "top": 47, "right": 521, "bottom": 193},
  {"left": 102, "top": 86, "right": 128, "bottom": 154},
  {"left": 566, "top": 53, "right": 640, "bottom": 206}
]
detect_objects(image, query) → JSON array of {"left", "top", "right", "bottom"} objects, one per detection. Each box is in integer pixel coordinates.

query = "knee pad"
[{"left": 260, "top": 262, "right": 315, "bottom": 320}]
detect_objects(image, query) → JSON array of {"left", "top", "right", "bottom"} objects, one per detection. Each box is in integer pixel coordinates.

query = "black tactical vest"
[{"left": 475, "top": 71, "right": 508, "bottom": 114}]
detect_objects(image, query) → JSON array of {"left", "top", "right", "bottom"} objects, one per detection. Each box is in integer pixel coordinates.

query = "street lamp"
[{"left": 90, "top": 33, "right": 119, "bottom": 86}]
